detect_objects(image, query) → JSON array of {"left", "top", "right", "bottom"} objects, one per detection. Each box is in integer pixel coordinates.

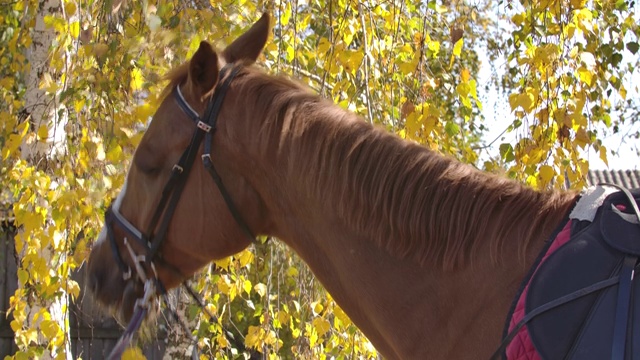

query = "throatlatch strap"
[{"left": 202, "top": 157, "right": 256, "bottom": 240}]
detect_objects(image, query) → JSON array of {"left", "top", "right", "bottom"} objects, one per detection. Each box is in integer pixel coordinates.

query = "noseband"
[{"left": 103, "top": 63, "right": 256, "bottom": 358}]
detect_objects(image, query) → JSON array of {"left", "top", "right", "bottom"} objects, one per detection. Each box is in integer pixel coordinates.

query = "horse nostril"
[
  {"left": 87, "top": 265, "right": 105, "bottom": 296},
  {"left": 88, "top": 271, "right": 99, "bottom": 294}
]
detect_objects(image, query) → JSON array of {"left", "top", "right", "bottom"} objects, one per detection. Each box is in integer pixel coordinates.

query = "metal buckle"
[
  {"left": 124, "top": 238, "right": 149, "bottom": 282},
  {"left": 197, "top": 121, "right": 212, "bottom": 132},
  {"left": 173, "top": 164, "right": 184, "bottom": 173},
  {"left": 123, "top": 268, "right": 132, "bottom": 281},
  {"left": 202, "top": 154, "right": 212, "bottom": 162}
]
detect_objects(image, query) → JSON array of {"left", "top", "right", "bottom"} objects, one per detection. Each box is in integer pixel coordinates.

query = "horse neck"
[
  {"left": 242, "top": 93, "right": 576, "bottom": 267},
  {"left": 232, "top": 75, "right": 578, "bottom": 358}
]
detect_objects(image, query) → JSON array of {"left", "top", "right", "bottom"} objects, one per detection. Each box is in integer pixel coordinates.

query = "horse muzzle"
[{"left": 87, "top": 228, "right": 143, "bottom": 323}]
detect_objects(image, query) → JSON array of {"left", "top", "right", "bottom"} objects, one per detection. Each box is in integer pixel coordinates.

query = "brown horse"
[{"left": 87, "top": 14, "right": 580, "bottom": 359}]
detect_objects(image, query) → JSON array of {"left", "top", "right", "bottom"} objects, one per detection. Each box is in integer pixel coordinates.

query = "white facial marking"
[
  {"left": 95, "top": 175, "right": 129, "bottom": 245},
  {"left": 113, "top": 177, "right": 129, "bottom": 212}
]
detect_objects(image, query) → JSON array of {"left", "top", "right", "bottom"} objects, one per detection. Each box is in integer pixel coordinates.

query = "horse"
[{"left": 87, "top": 14, "right": 638, "bottom": 359}]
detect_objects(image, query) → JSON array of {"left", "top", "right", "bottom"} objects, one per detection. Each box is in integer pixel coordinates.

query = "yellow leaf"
[
  {"left": 277, "top": 310, "right": 289, "bottom": 326},
  {"left": 599, "top": 146, "right": 608, "bottom": 166},
  {"left": 0, "top": 77, "right": 14, "bottom": 89},
  {"left": 449, "top": 38, "right": 464, "bottom": 68},
  {"left": 18, "top": 269, "right": 29, "bottom": 286},
  {"left": 245, "top": 326, "right": 262, "bottom": 348},
  {"left": 216, "top": 333, "right": 229, "bottom": 348},
  {"left": 512, "top": 13, "right": 525, "bottom": 26},
  {"left": 333, "top": 305, "right": 351, "bottom": 326},
  {"left": 570, "top": 0, "right": 587, "bottom": 7},
  {"left": 427, "top": 40, "right": 440, "bottom": 55},
  {"left": 285, "top": 45, "right": 294, "bottom": 62},
  {"left": 538, "top": 165, "right": 555, "bottom": 184},
  {"left": 508, "top": 92, "right": 535, "bottom": 113},
  {"left": 69, "top": 21, "right": 80, "bottom": 38},
  {"left": 461, "top": 68, "right": 471, "bottom": 82},
  {"left": 453, "top": 38, "right": 464, "bottom": 57},
  {"left": 311, "top": 301, "right": 323, "bottom": 316},
  {"left": 37, "top": 125, "right": 48, "bottom": 141},
  {"left": 312, "top": 317, "right": 331, "bottom": 337},
  {"left": 74, "top": 99, "right": 85, "bottom": 113},
  {"left": 40, "top": 319, "right": 59, "bottom": 341},
  {"left": 122, "top": 347, "right": 146, "bottom": 360},
  {"left": 130, "top": 68, "right": 144, "bottom": 91},
  {"left": 10, "top": 320, "right": 21, "bottom": 332},
  {"left": 307, "top": 324, "right": 319, "bottom": 347},
  {"left": 64, "top": 1, "right": 77, "bottom": 15},
  {"left": 133, "top": 104, "right": 155, "bottom": 122},
  {"left": 575, "top": 127, "right": 590, "bottom": 148},
  {"left": 317, "top": 37, "right": 331, "bottom": 56},
  {"left": 237, "top": 249, "right": 254, "bottom": 267},
  {"left": 205, "top": 303, "right": 217, "bottom": 320},
  {"left": 243, "top": 279, "right": 252, "bottom": 295},
  {"left": 68, "top": 280, "right": 80, "bottom": 300},
  {"left": 106, "top": 144, "right": 123, "bottom": 163},
  {"left": 24, "top": 329, "right": 38, "bottom": 346},
  {"left": 281, "top": 3, "right": 292, "bottom": 26},
  {"left": 456, "top": 82, "right": 470, "bottom": 98}
]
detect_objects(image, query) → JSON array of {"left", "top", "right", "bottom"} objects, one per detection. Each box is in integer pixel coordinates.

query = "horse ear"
[
  {"left": 188, "top": 41, "right": 219, "bottom": 99},
  {"left": 223, "top": 13, "right": 270, "bottom": 63}
]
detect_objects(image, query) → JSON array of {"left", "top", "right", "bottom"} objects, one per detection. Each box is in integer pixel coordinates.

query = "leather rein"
[{"left": 104, "top": 63, "right": 256, "bottom": 359}]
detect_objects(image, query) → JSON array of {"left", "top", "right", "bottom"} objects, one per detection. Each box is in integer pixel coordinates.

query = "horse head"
[{"left": 87, "top": 14, "right": 272, "bottom": 322}]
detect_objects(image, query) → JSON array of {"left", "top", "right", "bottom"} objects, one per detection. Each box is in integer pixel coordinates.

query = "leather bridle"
[
  {"left": 106, "top": 63, "right": 254, "bottom": 285},
  {"left": 103, "top": 63, "right": 256, "bottom": 359}
]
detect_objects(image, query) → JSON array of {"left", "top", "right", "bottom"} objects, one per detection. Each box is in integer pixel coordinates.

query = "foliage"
[
  {"left": 489, "top": 0, "right": 639, "bottom": 188},
  {"left": 0, "top": 0, "right": 637, "bottom": 359}
]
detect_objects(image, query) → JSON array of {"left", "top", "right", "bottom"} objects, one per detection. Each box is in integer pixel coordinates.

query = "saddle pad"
[
  {"left": 526, "top": 189, "right": 640, "bottom": 359},
  {"left": 504, "top": 220, "right": 572, "bottom": 360}
]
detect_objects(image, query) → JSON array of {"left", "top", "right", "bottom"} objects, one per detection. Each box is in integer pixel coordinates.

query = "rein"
[{"left": 104, "top": 63, "right": 257, "bottom": 359}]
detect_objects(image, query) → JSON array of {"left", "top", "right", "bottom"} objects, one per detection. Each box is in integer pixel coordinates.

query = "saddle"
[{"left": 499, "top": 187, "right": 640, "bottom": 360}]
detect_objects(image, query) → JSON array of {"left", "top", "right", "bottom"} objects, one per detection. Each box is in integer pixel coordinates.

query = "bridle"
[{"left": 103, "top": 63, "right": 257, "bottom": 359}]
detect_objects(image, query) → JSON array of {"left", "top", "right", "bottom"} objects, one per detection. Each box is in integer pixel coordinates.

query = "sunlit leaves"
[{"left": 498, "top": 0, "right": 639, "bottom": 188}]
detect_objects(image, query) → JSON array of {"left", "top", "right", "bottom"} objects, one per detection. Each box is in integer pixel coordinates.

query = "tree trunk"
[{"left": 17, "top": 1, "right": 71, "bottom": 359}]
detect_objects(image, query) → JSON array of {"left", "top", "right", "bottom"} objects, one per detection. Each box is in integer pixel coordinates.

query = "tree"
[{"left": 0, "top": 0, "right": 637, "bottom": 359}]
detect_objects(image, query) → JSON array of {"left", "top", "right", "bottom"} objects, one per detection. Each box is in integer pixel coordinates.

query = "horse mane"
[{"left": 162, "top": 61, "right": 577, "bottom": 269}]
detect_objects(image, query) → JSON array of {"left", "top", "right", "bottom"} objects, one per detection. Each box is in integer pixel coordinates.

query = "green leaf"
[
  {"left": 499, "top": 143, "right": 515, "bottom": 162},
  {"left": 626, "top": 42, "right": 639, "bottom": 55},
  {"left": 445, "top": 121, "right": 460, "bottom": 136}
]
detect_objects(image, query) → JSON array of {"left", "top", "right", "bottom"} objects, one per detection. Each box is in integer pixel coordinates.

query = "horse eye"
[
  {"left": 137, "top": 162, "right": 159, "bottom": 175},
  {"left": 134, "top": 151, "right": 161, "bottom": 175}
]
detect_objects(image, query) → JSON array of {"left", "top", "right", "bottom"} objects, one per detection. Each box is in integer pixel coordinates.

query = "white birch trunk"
[{"left": 19, "top": 1, "right": 71, "bottom": 359}]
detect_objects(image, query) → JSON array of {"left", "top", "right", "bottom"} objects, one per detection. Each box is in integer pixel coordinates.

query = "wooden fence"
[{"left": 1, "top": 223, "right": 18, "bottom": 357}]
